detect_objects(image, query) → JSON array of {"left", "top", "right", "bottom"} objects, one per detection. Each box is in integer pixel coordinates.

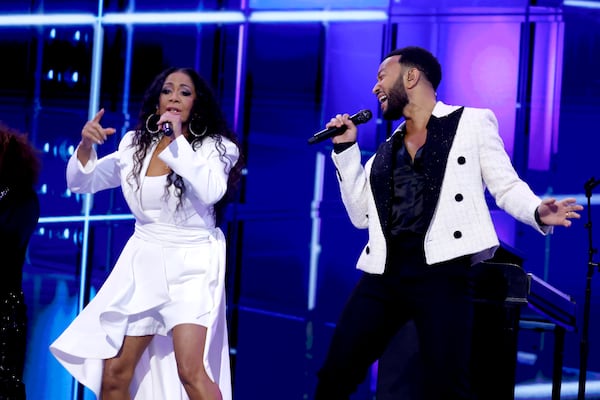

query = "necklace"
[{"left": 0, "top": 187, "right": 9, "bottom": 201}]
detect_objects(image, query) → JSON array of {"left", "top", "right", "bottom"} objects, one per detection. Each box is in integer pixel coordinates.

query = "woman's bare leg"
[
  {"left": 173, "top": 324, "right": 222, "bottom": 400},
  {"left": 101, "top": 335, "right": 153, "bottom": 400}
]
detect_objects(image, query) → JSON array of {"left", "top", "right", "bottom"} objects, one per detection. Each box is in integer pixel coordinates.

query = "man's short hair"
[{"left": 384, "top": 46, "right": 442, "bottom": 90}]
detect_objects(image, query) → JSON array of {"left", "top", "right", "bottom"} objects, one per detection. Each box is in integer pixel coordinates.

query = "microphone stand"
[{"left": 578, "top": 177, "right": 600, "bottom": 400}]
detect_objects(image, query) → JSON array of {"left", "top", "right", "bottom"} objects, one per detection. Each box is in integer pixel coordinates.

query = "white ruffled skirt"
[{"left": 49, "top": 222, "right": 231, "bottom": 400}]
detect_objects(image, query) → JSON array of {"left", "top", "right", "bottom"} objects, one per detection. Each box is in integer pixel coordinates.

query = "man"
[{"left": 314, "top": 46, "right": 582, "bottom": 400}]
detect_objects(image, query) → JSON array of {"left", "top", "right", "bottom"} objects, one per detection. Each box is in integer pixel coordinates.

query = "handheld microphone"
[
  {"left": 163, "top": 122, "right": 173, "bottom": 137},
  {"left": 308, "top": 109, "right": 373, "bottom": 145}
]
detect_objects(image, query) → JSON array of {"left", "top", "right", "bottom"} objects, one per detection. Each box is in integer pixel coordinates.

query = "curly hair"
[
  {"left": 128, "top": 67, "right": 244, "bottom": 224},
  {"left": 0, "top": 123, "right": 41, "bottom": 190}
]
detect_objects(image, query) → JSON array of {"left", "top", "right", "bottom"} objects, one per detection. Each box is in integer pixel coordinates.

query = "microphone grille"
[{"left": 354, "top": 109, "right": 373, "bottom": 125}]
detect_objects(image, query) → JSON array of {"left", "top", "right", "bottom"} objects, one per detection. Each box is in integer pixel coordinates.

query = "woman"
[
  {"left": 50, "top": 67, "right": 243, "bottom": 400},
  {"left": 0, "top": 123, "right": 41, "bottom": 399}
]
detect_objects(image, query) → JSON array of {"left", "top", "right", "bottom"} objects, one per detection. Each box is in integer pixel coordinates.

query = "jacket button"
[
  {"left": 366, "top": 246, "right": 370, "bottom": 254},
  {"left": 457, "top": 156, "right": 466, "bottom": 165},
  {"left": 453, "top": 231, "right": 462, "bottom": 239},
  {"left": 455, "top": 193, "right": 463, "bottom": 202}
]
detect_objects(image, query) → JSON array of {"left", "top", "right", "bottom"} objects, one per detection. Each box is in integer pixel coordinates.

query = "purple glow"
[
  {"left": 528, "top": 21, "right": 563, "bottom": 171},
  {"left": 491, "top": 210, "right": 517, "bottom": 248},
  {"left": 552, "top": 24, "right": 564, "bottom": 157},
  {"left": 438, "top": 20, "right": 521, "bottom": 157},
  {"left": 233, "top": 23, "right": 246, "bottom": 133}
]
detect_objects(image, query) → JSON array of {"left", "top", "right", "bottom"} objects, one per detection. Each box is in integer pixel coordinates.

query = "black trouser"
[
  {"left": 315, "top": 234, "right": 475, "bottom": 400},
  {"left": 376, "top": 320, "right": 423, "bottom": 400}
]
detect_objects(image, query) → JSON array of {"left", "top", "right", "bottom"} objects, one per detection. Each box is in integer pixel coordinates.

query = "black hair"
[
  {"left": 0, "top": 123, "right": 41, "bottom": 189},
  {"left": 384, "top": 46, "right": 442, "bottom": 90}
]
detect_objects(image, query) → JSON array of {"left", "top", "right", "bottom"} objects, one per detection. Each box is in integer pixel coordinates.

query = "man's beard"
[{"left": 382, "top": 77, "right": 409, "bottom": 121}]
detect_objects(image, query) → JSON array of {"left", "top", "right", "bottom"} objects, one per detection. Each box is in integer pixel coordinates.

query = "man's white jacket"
[{"left": 331, "top": 101, "right": 552, "bottom": 274}]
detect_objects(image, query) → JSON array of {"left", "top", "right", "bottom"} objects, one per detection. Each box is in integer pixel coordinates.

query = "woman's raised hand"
[{"left": 80, "top": 108, "right": 116, "bottom": 149}]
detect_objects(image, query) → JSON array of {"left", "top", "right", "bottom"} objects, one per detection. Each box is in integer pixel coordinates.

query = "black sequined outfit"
[
  {"left": 0, "top": 186, "right": 40, "bottom": 400},
  {"left": 0, "top": 291, "right": 27, "bottom": 400}
]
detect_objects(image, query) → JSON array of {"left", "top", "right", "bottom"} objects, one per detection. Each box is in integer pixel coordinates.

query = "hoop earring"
[
  {"left": 189, "top": 120, "right": 208, "bottom": 138},
  {"left": 145, "top": 114, "right": 160, "bottom": 134}
]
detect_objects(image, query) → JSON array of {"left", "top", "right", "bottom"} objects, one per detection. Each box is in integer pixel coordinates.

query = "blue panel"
[
  {"left": 127, "top": 0, "right": 239, "bottom": 12},
  {"left": 239, "top": 217, "right": 312, "bottom": 313},
  {"left": 322, "top": 22, "right": 383, "bottom": 153},
  {"left": 233, "top": 310, "right": 309, "bottom": 399},
  {"left": 6, "top": 0, "right": 243, "bottom": 13},
  {"left": 250, "top": 0, "right": 388, "bottom": 10},
  {"left": 0, "top": 0, "right": 97, "bottom": 13},
  {"left": 233, "top": 308, "right": 375, "bottom": 399},
  {"left": 237, "top": 23, "right": 324, "bottom": 316}
]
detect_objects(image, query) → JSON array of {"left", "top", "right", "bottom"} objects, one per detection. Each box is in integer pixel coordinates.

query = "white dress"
[{"left": 50, "top": 132, "right": 238, "bottom": 400}]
